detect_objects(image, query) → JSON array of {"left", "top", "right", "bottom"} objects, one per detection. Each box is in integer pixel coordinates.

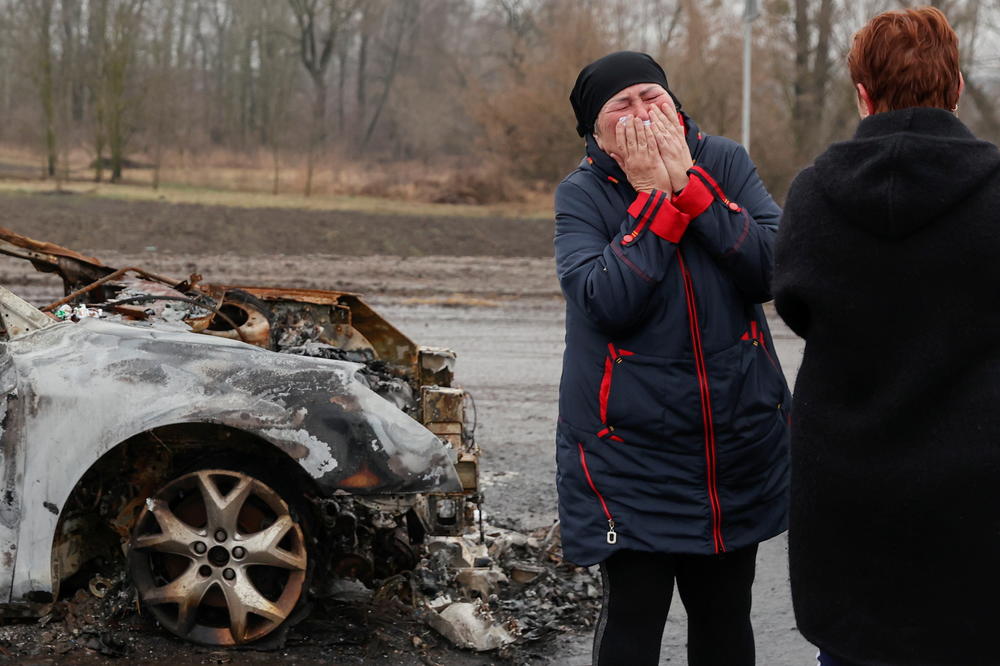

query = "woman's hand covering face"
[
  {"left": 649, "top": 103, "right": 692, "bottom": 193},
  {"left": 609, "top": 115, "right": 673, "bottom": 194}
]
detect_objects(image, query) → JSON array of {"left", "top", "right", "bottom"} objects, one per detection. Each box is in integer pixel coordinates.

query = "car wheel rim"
[{"left": 129, "top": 469, "right": 308, "bottom": 645}]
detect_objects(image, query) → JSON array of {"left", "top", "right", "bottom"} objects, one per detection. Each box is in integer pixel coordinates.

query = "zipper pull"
[{"left": 606, "top": 519, "right": 618, "bottom": 545}]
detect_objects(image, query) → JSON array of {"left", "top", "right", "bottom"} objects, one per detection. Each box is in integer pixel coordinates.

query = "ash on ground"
[
  {"left": 0, "top": 521, "right": 600, "bottom": 663},
  {"left": 414, "top": 521, "right": 601, "bottom": 651}
]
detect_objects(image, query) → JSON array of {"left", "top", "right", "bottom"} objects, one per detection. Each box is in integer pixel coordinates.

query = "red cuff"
[
  {"left": 647, "top": 200, "right": 691, "bottom": 243},
  {"left": 671, "top": 173, "right": 714, "bottom": 218},
  {"left": 623, "top": 190, "right": 690, "bottom": 244},
  {"left": 626, "top": 190, "right": 660, "bottom": 221},
  {"left": 689, "top": 165, "right": 743, "bottom": 213}
]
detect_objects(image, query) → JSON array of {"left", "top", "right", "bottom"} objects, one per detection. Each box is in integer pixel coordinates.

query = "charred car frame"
[{"left": 0, "top": 229, "right": 480, "bottom": 646}]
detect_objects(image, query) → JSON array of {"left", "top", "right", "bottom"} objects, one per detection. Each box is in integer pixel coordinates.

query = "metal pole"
[
  {"left": 742, "top": 19, "right": 752, "bottom": 153},
  {"left": 742, "top": 0, "right": 758, "bottom": 154}
]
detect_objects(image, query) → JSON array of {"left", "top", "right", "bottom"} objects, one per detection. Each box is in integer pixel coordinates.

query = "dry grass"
[
  {"left": 0, "top": 179, "right": 553, "bottom": 220},
  {"left": 0, "top": 144, "right": 552, "bottom": 219}
]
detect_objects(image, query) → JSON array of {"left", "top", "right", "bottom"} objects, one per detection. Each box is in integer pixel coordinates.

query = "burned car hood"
[{"left": 7, "top": 317, "right": 462, "bottom": 495}]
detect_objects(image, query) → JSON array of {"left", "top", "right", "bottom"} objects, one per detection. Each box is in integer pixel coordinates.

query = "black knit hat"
[{"left": 570, "top": 51, "right": 681, "bottom": 137}]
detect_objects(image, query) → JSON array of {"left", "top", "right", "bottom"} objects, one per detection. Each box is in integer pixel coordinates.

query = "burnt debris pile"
[
  {"left": 0, "top": 519, "right": 601, "bottom": 660},
  {"left": 413, "top": 521, "right": 601, "bottom": 650},
  {"left": 0, "top": 572, "right": 134, "bottom": 659}
]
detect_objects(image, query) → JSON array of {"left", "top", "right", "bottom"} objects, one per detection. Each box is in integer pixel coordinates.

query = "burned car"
[{"left": 0, "top": 229, "right": 480, "bottom": 646}]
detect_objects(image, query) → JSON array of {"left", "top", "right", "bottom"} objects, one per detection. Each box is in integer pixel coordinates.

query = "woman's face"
[{"left": 592, "top": 83, "right": 673, "bottom": 153}]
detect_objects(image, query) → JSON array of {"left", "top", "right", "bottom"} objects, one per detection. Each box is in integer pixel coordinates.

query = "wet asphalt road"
[{"left": 377, "top": 299, "right": 814, "bottom": 666}]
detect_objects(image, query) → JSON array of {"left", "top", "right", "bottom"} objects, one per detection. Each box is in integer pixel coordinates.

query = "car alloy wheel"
[{"left": 129, "top": 469, "right": 308, "bottom": 645}]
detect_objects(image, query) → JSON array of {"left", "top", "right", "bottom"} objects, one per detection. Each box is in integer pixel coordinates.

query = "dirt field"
[
  {"left": 0, "top": 190, "right": 815, "bottom": 665},
  {"left": 1, "top": 189, "right": 553, "bottom": 258}
]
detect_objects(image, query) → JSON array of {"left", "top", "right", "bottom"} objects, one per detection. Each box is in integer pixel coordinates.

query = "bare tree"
[
  {"left": 24, "top": 0, "right": 58, "bottom": 177},
  {"left": 87, "top": 0, "right": 108, "bottom": 181},
  {"left": 148, "top": 0, "right": 180, "bottom": 190},
  {"left": 361, "top": 0, "right": 420, "bottom": 150},
  {"left": 252, "top": 0, "right": 298, "bottom": 194},
  {"left": 791, "top": 0, "right": 837, "bottom": 164},
  {"left": 100, "top": 0, "right": 146, "bottom": 182},
  {"left": 0, "top": 5, "right": 11, "bottom": 142},
  {"left": 354, "top": 0, "right": 387, "bottom": 132},
  {"left": 0, "top": 0, "right": 997, "bottom": 203},
  {"left": 288, "top": 0, "right": 360, "bottom": 196}
]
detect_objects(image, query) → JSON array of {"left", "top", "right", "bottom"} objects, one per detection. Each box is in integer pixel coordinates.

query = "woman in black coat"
[{"left": 773, "top": 7, "right": 1000, "bottom": 665}]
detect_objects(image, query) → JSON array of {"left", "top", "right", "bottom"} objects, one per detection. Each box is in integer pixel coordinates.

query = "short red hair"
[{"left": 848, "top": 6, "right": 960, "bottom": 112}]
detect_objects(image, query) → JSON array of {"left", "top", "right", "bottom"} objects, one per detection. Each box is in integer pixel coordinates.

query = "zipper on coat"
[
  {"left": 598, "top": 343, "right": 631, "bottom": 441},
  {"left": 745, "top": 320, "right": 780, "bottom": 371},
  {"left": 757, "top": 336, "right": 779, "bottom": 370},
  {"left": 578, "top": 442, "right": 618, "bottom": 544},
  {"left": 677, "top": 251, "right": 726, "bottom": 554}
]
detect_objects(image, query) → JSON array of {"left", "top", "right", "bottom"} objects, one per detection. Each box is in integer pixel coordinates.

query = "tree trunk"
[
  {"left": 356, "top": 27, "right": 368, "bottom": 130},
  {"left": 791, "top": 0, "right": 810, "bottom": 162},
  {"left": 272, "top": 142, "right": 280, "bottom": 195},
  {"left": 791, "top": 0, "right": 834, "bottom": 165},
  {"left": 305, "top": 78, "right": 327, "bottom": 197},
  {"left": 89, "top": 0, "right": 108, "bottom": 183},
  {"left": 61, "top": 0, "right": 85, "bottom": 122},
  {"left": 362, "top": 1, "right": 415, "bottom": 149},
  {"left": 336, "top": 40, "right": 347, "bottom": 133},
  {"left": 94, "top": 127, "right": 105, "bottom": 182},
  {"left": 37, "top": 0, "right": 58, "bottom": 178},
  {"left": 109, "top": 113, "right": 123, "bottom": 182},
  {"left": 290, "top": 0, "right": 361, "bottom": 196}
]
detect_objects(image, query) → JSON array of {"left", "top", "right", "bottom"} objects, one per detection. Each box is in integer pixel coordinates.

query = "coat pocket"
[
  {"left": 597, "top": 343, "right": 632, "bottom": 442},
  {"left": 602, "top": 346, "right": 702, "bottom": 449},
  {"left": 729, "top": 321, "right": 787, "bottom": 439}
]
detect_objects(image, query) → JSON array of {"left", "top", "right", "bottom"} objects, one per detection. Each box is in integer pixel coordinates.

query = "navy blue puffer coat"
[{"left": 554, "top": 114, "right": 790, "bottom": 566}]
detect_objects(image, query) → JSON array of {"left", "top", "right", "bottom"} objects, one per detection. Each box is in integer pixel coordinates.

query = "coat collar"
[{"left": 853, "top": 106, "right": 976, "bottom": 141}]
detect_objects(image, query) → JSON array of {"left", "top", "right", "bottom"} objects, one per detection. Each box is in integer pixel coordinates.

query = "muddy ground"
[{"left": 0, "top": 192, "right": 813, "bottom": 664}]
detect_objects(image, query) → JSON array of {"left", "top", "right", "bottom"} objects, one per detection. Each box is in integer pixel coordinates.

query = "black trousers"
[{"left": 593, "top": 545, "right": 759, "bottom": 666}]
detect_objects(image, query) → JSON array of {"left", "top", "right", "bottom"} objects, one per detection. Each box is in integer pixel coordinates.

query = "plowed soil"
[{"left": 0, "top": 191, "right": 554, "bottom": 257}]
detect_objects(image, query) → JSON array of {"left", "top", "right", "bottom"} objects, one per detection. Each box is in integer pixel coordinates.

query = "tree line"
[{"left": 0, "top": 0, "right": 998, "bottom": 203}]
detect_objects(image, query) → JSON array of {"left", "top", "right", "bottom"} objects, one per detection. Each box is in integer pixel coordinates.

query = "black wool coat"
[{"left": 774, "top": 107, "right": 1000, "bottom": 665}]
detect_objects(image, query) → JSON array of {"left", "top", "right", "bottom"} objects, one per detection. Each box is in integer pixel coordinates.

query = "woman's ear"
[{"left": 856, "top": 83, "right": 875, "bottom": 119}]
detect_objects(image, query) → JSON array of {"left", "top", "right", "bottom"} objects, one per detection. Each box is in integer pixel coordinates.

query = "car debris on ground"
[
  {"left": 0, "top": 518, "right": 601, "bottom": 660},
  {"left": 0, "top": 228, "right": 601, "bottom": 662}
]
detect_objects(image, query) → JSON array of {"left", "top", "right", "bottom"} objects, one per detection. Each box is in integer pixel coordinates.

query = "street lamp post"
[{"left": 742, "top": 0, "right": 760, "bottom": 153}]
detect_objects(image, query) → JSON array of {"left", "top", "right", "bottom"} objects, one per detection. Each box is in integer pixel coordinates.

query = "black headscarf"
[{"left": 570, "top": 51, "right": 680, "bottom": 138}]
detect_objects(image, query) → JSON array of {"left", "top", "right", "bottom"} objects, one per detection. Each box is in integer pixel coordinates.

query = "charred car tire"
[{"left": 128, "top": 466, "right": 314, "bottom": 647}]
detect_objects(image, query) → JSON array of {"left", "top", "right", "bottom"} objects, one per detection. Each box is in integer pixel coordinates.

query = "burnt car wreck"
[{"left": 0, "top": 228, "right": 483, "bottom": 647}]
